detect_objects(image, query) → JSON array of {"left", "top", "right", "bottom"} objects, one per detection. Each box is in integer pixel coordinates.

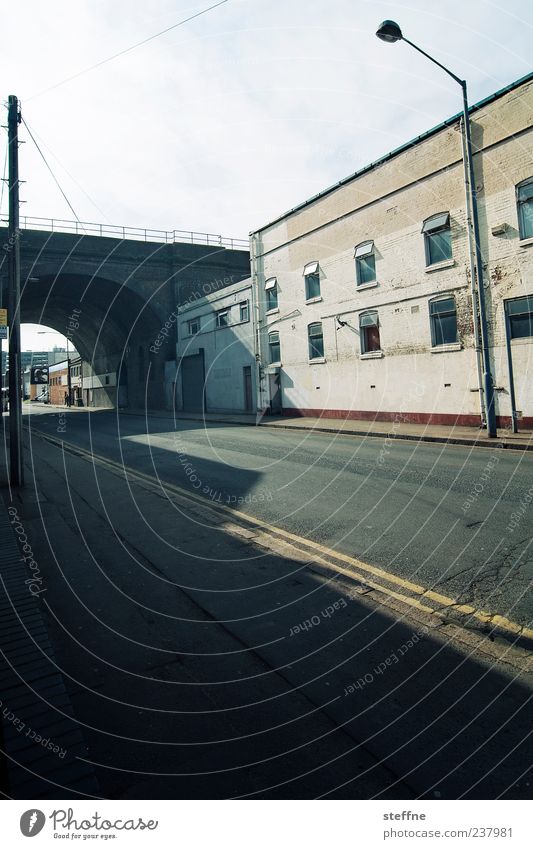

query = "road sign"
[
  {"left": 0, "top": 309, "right": 7, "bottom": 325},
  {"left": 0, "top": 326, "right": 6, "bottom": 339}
]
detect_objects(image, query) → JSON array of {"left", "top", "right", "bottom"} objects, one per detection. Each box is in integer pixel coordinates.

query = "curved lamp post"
[{"left": 376, "top": 20, "right": 497, "bottom": 437}]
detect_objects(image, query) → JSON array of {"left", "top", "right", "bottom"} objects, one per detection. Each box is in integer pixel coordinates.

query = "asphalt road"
[
  {"left": 26, "top": 407, "right": 533, "bottom": 628},
  {"left": 5, "top": 409, "right": 530, "bottom": 800}
]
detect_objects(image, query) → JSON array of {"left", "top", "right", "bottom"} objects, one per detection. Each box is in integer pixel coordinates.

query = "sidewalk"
[
  {"left": 25, "top": 404, "right": 533, "bottom": 450},
  {"left": 0, "top": 485, "right": 99, "bottom": 798},
  {"left": 143, "top": 409, "right": 533, "bottom": 451}
]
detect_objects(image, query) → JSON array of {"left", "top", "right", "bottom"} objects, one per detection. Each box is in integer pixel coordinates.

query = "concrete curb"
[{"left": 152, "top": 412, "right": 533, "bottom": 452}]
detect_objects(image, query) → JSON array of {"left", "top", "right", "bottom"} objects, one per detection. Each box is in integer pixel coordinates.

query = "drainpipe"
[{"left": 250, "top": 234, "right": 263, "bottom": 416}]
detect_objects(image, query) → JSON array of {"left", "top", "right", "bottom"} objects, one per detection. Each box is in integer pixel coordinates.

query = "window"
[
  {"left": 429, "top": 296, "right": 458, "bottom": 346},
  {"left": 308, "top": 322, "right": 324, "bottom": 360},
  {"left": 506, "top": 295, "right": 533, "bottom": 339},
  {"left": 265, "top": 277, "right": 278, "bottom": 311},
  {"left": 303, "top": 261, "right": 320, "bottom": 300},
  {"left": 422, "top": 212, "right": 452, "bottom": 266},
  {"left": 355, "top": 241, "right": 376, "bottom": 285},
  {"left": 188, "top": 318, "right": 200, "bottom": 335},
  {"left": 216, "top": 309, "right": 229, "bottom": 328},
  {"left": 268, "top": 331, "right": 281, "bottom": 364},
  {"left": 517, "top": 179, "right": 533, "bottom": 240},
  {"left": 239, "top": 301, "right": 249, "bottom": 323},
  {"left": 359, "top": 311, "right": 381, "bottom": 353}
]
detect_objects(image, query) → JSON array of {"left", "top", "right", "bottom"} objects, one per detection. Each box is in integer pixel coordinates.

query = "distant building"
[
  {"left": 175, "top": 278, "right": 257, "bottom": 413},
  {"left": 81, "top": 362, "right": 117, "bottom": 408},
  {"left": 2, "top": 348, "right": 74, "bottom": 378},
  {"left": 250, "top": 72, "right": 533, "bottom": 427}
]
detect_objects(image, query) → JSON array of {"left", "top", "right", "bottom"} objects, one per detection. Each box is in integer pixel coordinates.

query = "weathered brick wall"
[{"left": 253, "top": 76, "right": 533, "bottom": 425}]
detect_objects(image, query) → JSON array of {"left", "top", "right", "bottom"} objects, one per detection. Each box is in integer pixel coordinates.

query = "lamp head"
[{"left": 376, "top": 20, "right": 403, "bottom": 43}]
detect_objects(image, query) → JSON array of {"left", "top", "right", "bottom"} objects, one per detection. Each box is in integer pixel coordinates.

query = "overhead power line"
[
  {"left": 22, "top": 117, "right": 82, "bottom": 223},
  {"left": 27, "top": 0, "right": 229, "bottom": 102},
  {"left": 20, "top": 121, "right": 111, "bottom": 223}
]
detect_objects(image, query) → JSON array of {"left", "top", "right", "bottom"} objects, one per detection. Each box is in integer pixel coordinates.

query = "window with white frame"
[
  {"left": 354, "top": 241, "right": 376, "bottom": 285},
  {"left": 308, "top": 322, "right": 324, "bottom": 360},
  {"left": 517, "top": 179, "right": 533, "bottom": 240},
  {"left": 216, "top": 309, "right": 229, "bottom": 328},
  {"left": 359, "top": 311, "right": 381, "bottom": 353},
  {"left": 422, "top": 212, "right": 452, "bottom": 266},
  {"left": 268, "top": 331, "right": 281, "bottom": 363},
  {"left": 265, "top": 277, "right": 278, "bottom": 311},
  {"left": 506, "top": 295, "right": 533, "bottom": 339},
  {"left": 188, "top": 317, "right": 200, "bottom": 335},
  {"left": 303, "top": 261, "right": 321, "bottom": 300},
  {"left": 429, "top": 296, "right": 458, "bottom": 346},
  {"left": 239, "top": 301, "right": 249, "bottom": 322}
]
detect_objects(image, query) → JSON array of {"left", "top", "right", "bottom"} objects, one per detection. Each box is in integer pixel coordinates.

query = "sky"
[{"left": 0, "top": 0, "right": 531, "bottom": 349}]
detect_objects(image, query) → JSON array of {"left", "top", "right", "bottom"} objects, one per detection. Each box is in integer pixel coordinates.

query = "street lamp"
[{"left": 376, "top": 20, "right": 497, "bottom": 438}]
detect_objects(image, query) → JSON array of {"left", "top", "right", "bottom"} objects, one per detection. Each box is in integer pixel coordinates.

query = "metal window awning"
[
  {"left": 506, "top": 295, "right": 533, "bottom": 315},
  {"left": 354, "top": 240, "right": 374, "bottom": 258},
  {"left": 303, "top": 261, "right": 319, "bottom": 276},
  {"left": 422, "top": 212, "right": 450, "bottom": 233},
  {"left": 360, "top": 312, "right": 378, "bottom": 328},
  {"left": 430, "top": 296, "right": 455, "bottom": 314},
  {"left": 265, "top": 277, "right": 277, "bottom": 290},
  {"left": 518, "top": 182, "right": 533, "bottom": 202}
]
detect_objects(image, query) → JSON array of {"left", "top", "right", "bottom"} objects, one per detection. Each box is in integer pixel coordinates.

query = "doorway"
[{"left": 181, "top": 352, "right": 205, "bottom": 412}]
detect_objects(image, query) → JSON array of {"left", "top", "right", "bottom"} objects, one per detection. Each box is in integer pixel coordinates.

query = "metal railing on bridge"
[{"left": 1, "top": 215, "right": 249, "bottom": 251}]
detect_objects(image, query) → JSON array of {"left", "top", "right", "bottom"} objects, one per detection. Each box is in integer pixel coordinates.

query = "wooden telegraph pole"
[{"left": 7, "top": 95, "right": 23, "bottom": 486}]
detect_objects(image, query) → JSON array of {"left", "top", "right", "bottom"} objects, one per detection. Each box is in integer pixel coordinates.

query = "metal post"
[
  {"left": 398, "top": 38, "right": 497, "bottom": 438},
  {"left": 461, "top": 82, "right": 497, "bottom": 437},
  {"left": 459, "top": 115, "right": 485, "bottom": 426},
  {"left": 66, "top": 336, "right": 72, "bottom": 406},
  {"left": 7, "top": 95, "right": 23, "bottom": 486}
]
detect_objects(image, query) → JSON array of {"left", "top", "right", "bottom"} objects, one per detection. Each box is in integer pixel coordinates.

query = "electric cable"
[
  {"left": 27, "top": 0, "right": 229, "bottom": 102},
  {"left": 20, "top": 121, "right": 110, "bottom": 223},
  {"left": 21, "top": 116, "right": 82, "bottom": 224}
]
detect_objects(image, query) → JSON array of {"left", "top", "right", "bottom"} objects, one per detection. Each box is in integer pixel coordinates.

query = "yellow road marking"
[{"left": 32, "top": 427, "right": 533, "bottom": 643}]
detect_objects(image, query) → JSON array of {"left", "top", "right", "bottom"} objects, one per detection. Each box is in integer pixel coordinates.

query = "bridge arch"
[{"left": 21, "top": 272, "right": 171, "bottom": 409}]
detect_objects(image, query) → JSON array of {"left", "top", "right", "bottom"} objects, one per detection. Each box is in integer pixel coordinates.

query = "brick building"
[{"left": 251, "top": 72, "right": 533, "bottom": 428}]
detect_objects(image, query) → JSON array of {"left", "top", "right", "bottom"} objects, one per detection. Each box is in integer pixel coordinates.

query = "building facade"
[
  {"left": 47, "top": 356, "right": 82, "bottom": 405},
  {"left": 175, "top": 278, "right": 257, "bottom": 413},
  {"left": 251, "top": 73, "right": 533, "bottom": 428}
]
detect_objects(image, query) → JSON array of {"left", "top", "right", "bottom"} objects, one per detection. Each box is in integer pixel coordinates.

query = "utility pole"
[{"left": 7, "top": 95, "right": 23, "bottom": 486}]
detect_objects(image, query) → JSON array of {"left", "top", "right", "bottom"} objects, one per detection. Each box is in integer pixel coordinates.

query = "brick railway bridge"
[{"left": 0, "top": 217, "right": 250, "bottom": 408}]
